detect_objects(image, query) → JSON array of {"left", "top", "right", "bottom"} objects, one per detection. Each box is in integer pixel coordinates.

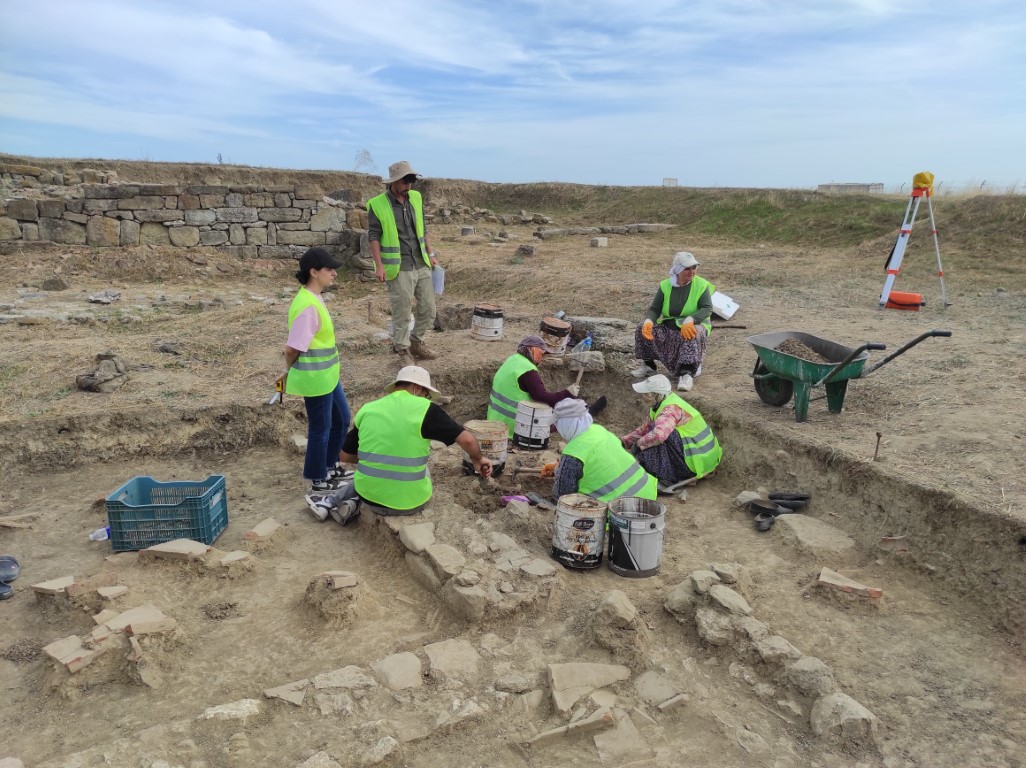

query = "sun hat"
[
  {"left": 672, "top": 251, "right": 700, "bottom": 270},
  {"left": 518, "top": 335, "right": 548, "bottom": 351},
  {"left": 632, "top": 374, "right": 672, "bottom": 395},
  {"left": 298, "top": 247, "right": 344, "bottom": 271},
  {"left": 387, "top": 365, "right": 441, "bottom": 401},
  {"left": 384, "top": 160, "right": 423, "bottom": 184}
]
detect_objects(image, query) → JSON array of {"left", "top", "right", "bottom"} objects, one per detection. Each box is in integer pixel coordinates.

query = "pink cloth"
[
  {"left": 286, "top": 302, "right": 322, "bottom": 352},
  {"left": 623, "top": 404, "right": 690, "bottom": 451}
]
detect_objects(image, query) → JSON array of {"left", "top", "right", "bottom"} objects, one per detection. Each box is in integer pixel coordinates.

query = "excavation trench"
[{"left": 3, "top": 362, "right": 1024, "bottom": 634}]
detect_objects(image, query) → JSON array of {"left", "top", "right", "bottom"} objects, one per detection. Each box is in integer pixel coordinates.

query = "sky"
[{"left": 1, "top": 0, "right": 1023, "bottom": 189}]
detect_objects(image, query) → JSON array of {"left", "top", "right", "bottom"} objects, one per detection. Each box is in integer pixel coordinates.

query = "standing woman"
[
  {"left": 631, "top": 251, "right": 714, "bottom": 392},
  {"left": 277, "top": 248, "right": 352, "bottom": 494}
]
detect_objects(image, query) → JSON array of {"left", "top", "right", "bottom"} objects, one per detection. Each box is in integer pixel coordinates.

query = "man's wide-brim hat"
[
  {"left": 387, "top": 365, "right": 441, "bottom": 401},
  {"left": 385, "top": 160, "right": 422, "bottom": 184}
]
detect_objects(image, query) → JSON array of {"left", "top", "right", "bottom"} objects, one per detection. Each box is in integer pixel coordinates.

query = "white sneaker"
[
  {"left": 329, "top": 500, "right": 360, "bottom": 526},
  {"left": 305, "top": 494, "right": 334, "bottom": 522},
  {"left": 630, "top": 364, "right": 653, "bottom": 378},
  {"left": 677, "top": 374, "right": 694, "bottom": 392}
]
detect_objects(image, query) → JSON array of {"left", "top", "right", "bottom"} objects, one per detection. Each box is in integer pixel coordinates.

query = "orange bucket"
[{"left": 885, "top": 291, "right": 925, "bottom": 311}]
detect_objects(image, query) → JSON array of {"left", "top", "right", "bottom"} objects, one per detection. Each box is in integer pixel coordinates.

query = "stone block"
[
  {"left": 102, "top": 603, "right": 171, "bottom": 632},
  {"left": 776, "top": 515, "right": 857, "bottom": 564},
  {"left": 313, "top": 665, "right": 377, "bottom": 690},
  {"left": 120, "top": 219, "right": 140, "bottom": 246},
  {"left": 225, "top": 192, "right": 244, "bottom": 207},
  {"left": 6, "top": 199, "right": 38, "bottom": 221},
  {"left": 63, "top": 212, "right": 89, "bottom": 224},
  {"left": 87, "top": 216, "right": 121, "bottom": 246},
  {"left": 229, "top": 223, "right": 246, "bottom": 244},
  {"left": 785, "top": 656, "right": 836, "bottom": 696},
  {"left": 276, "top": 229, "right": 324, "bottom": 246},
  {"left": 134, "top": 209, "right": 183, "bottom": 223},
  {"left": 184, "top": 209, "right": 216, "bottom": 226},
  {"left": 186, "top": 185, "right": 230, "bottom": 195},
  {"left": 425, "top": 543, "right": 466, "bottom": 581},
  {"left": 140, "top": 222, "right": 170, "bottom": 245},
  {"left": 810, "top": 692, "right": 879, "bottom": 742},
  {"left": 398, "top": 522, "right": 435, "bottom": 554},
  {"left": 128, "top": 616, "right": 178, "bottom": 636},
  {"left": 294, "top": 184, "right": 322, "bottom": 200},
  {"left": 83, "top": 199, "right": 115, "bottom": 214},
  {"left": 214, "top": 207, "right": 258, "bottom": 224},
  {"left": 424, "top": 638, "right": 481, "bottom": 681},
  {"left": 708, "top": 584, "right": 753, "bottom": 615},
  {"left": 118, "top": 195, "right": 163, "bottom": 210},
  {"left": 244, "top": 192, "right": 274, "bottom": 207},
  {"left": 200, "top": 194, "right": 226, "bottom": 207},
  {"left": 590, "top": 236, "right": 608, "bottom": 247},
  {"left": 694, "top": 605, "right": 737, "bottom": 646},
  {"left": 81, "top": 184, "right": 119, "bottom": 199},
  {"left": 243, "top": 517, "right": 281, "bottom": 541},
  {"left": 371, "top": 651, "right": 422, "bottom": 690},
  {"left": 663, "top": 581, "right": 696, "bottom": 619},
  {"left": 310, "top": 207, "right": 347, "bottom": 232},
  {"left": 753, "top": 634, "right": 802, "bottom": 664},
  {"left": 169, "top": 226, "right": 201, "bottom": 247},
  {"left": 547, "top": 662, "right": 631, "bottom": 714},
  {"left": 0, "top": 217, "right": 20, "bottom": 241},
  {"left": 594, "top": 590, "right": 637, "bottom": 628},
  {"left": 178, "top": 193, "right": 201, "bottom": 210},
  {"left": 39, "top": 217, "right": 86, "bottom": 244},
  {"left": 347, "top": 209, "right": 369, "bottom": 228},
  {"left": 136, "top": 184, "right": 180, "bottom": 196},
  {"left": 22, "top": 222, "right": 38, "bottom": 240},
  {"left": 246, "top": 226, "right": 268, "bottom": 245},
  {"left": 32, "top": 575, "right": 75, "bottom": 594},
  {"left": 38, "top": 200, "right": 65, "bottom": 218},
  {"left": 258, "top": 207, "right": 301, "bottom": 221},
  {"left": 439, "top": 580, "right": 487, "bottom": 621},
  {"left": 139, "top": 538, "right": 209, "bottom": 561},
  {"left": 200, "top": 230, "right": 229, "bottom": 246},
  {"left": 690, "top": 569, "right": 721, "bottom": 594},
  {"left": 405, "top": 552, "right": 442, "bottom": 592}
]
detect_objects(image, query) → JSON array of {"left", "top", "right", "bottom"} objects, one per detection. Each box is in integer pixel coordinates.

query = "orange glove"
[
  {"left": 679, "top": 319, "right": 697, "bottom": 340},
  {"left": 540, "top": 462, "right": 557, "bottom": 479},
  {"left": 641, "top": 320, "right": 654, "bottom": 341}
]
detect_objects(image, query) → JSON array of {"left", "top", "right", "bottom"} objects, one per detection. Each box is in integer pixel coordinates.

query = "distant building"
[
  {"left": 817, "top": 183, "right": 884, "bottom": 194},
  {"left": 662, "top": 178, "right": 678, "bottom": 187}
]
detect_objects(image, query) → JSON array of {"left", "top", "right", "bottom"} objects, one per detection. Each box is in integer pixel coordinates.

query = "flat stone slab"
[
  {"left": 243, "top": 517, "right": 281, "bottom": 541},
  {"left": 372, "top": 652, "right": 423, "bottom": 690},
  {"left": 520, "top": 558, "right": 556, "bottom": 577},
  {"left": 317, "top": 570, "right": 358, "bottom": 589},
  {"left": 424, "top": 638, "right": 481, "bottom": 681},
  {"left": 398, "top": 522, "right": 435, "bottom": 554},
  {"left": 96, "top": 585, "right": 128, "bottom": 599},
  {"left": 32, "top": 575, "right": 75, "bottom": 594},
  {"left": 776, "top": 515, "right": 857, "bottom": 563},
  {"left": 547, "top": 662, "right": 631, "bottom": 713},
  {"left": 708, "top": 584, "right": 753, "bottom": 615},
  {"left": 264, "top": 678, "right": 309, "bottom": 706},
  {"left": 634, "top": 671, "right": 679, "bottom": 706},
  {"left": 425, "top": 543, "right": 466, "bottom": 580},
  {"left": 594, "top": 715, "right": 653, "bottom": 764},
  {"left": 102, "top": 603, "right": 173, "bottom": 633},
  {"left": 312, "top": 665, "right": 377, "bottom": 690},
  {"left": 139, "top": 539, "right": 209, "bottom": 561},
  {"left": 197, "top": 698, "right": 262, "bottom": 721},
  {"left": 818, "top": 567, "right": 883, "bottom": 599}
]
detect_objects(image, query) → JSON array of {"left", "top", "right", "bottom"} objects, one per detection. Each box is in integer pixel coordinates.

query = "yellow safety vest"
[
  {"left": 366, "top": 190, "right": 430, "bottom": 280},
  {"left": 651, "top": 393, "right": 722, "bottom": 479},
  {"left": 353, "top": 391, "right": 432, "bottom": 510},
  {"left": 658, "top": 276, "right": 715, "bottom": 333},
  {"left": 487, "top": 353, "right": 537, "bottom": 436},
  {"left": 285, "top": 287, "right": 340, "bottom": 397},
  {"left": 562, "top": 424, "right": 657, "bottom": 502}
]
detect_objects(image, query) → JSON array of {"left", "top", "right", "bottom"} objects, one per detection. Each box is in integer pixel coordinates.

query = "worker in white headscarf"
[{"left": 545, "top": 399, "right": 657, "bottom": 502}]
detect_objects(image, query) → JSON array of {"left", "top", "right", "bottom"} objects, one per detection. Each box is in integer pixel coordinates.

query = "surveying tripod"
[{"left": 879, "top": 173, "right": 949, "bottom": 309}]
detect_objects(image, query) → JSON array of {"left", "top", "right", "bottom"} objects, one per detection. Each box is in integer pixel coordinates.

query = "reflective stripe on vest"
[
  {"left": 285, "top": 288, "right": 339, "bottom": 396},
  {"left": 650, "top": 392, "right": 722, "bottom": 479},
  {"left": 353, "top": 390, "right": 433, "bottom": 510},
  {"left": 658, "top": 275, "right": 715, "bottom": 333},
  {"left": 366, "top": 190, "right": 430, "bottom": 281},
  {"left": 486, "top": 353, "right": 537, "bottom": 436},
  {"left": 562, "top": 424, "right": 657, "bottom": 502}
]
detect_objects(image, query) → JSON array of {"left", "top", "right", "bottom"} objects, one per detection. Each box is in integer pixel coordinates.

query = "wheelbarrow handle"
[
  {"left": 814, "top": 343, "right": 886, "bottom": 387},
  {"left": 862, "top": 329, "right": 953, "bottom": 376}
]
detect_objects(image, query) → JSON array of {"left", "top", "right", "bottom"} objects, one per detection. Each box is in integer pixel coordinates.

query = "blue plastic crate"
[{"left": 104, "top": 475, "right": 228, "bottom": 553}]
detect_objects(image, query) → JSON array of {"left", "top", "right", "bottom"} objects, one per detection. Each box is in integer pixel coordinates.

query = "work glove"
[
  {"left": 641, "top": 319, "right": 654, "bottom": 341},
  {"left": 540, "top": 462, "right": 558, "bottom": 479},
  {"left": 566, "top": 383, "right": 580, "bottom": 397},
  {"left": 679, "top": 318, "right": 697, "bottom": 341}
]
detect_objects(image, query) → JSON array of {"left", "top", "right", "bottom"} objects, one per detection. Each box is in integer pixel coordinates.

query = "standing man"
[{"left": 368, "top": 160, "right": 439, "bottom": 368}]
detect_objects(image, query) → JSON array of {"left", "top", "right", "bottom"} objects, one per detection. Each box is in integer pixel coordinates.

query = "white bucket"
[
  {"left": 461, "top": 419, "right": 508, "bottom": 477},
  {"left": 606, "top": 497, "right": 666, "bottom": 578},
  {"left": 471, "top": 304, "right": 504, "bottom": 341},
  {"left": 513, "top": 400, "right": 552, "bottom": 449},
  {"left": 432, "top": 265, "right": 445, "bottom": 295},
  {"left": 551, "top": 493, "right": 607, "bottom": 570}
]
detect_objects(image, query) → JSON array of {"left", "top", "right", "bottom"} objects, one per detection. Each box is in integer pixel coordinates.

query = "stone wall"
[{"left": 0, "top": 181, "right": 368, "bottom": 261}]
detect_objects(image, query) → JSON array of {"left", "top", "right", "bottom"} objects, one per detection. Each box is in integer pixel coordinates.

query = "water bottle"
[
  {"left": 570, "top": 333, "right": 592, "bottom": 354},
  {"left": 88, "top": 526, "right": 111, "bottom": 542}
]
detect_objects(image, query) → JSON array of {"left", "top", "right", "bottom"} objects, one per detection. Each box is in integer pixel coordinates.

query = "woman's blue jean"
[{"left": 303, "top": 381, "right": 351, "bottom": 481}]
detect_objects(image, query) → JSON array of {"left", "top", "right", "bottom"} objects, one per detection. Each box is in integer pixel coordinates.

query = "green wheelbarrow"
[{"left": 747, "top": 329, "right": 952, "bottom": 422}]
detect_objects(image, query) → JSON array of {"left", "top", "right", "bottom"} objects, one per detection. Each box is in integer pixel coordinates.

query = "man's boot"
[
  {"left": 395, "top": 348, "right": 416, "bottom": 368},
  {"left": 410, "top": 339, "right": 438, "bottom": 360}
]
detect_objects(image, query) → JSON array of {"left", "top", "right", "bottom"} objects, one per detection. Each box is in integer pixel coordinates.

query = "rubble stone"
[
  {"left": 263, "top": 679, "right": 309, "bottom": 706},
  {"left": 663, "top": 581, "right": 696, "bottom": 619},
  {"left": 594, "top": 590, "right": 637, "bottom": 628},
  {"left": 196, "top": 699, "right": 261, "bottom": 721},
  {"left": 243, "top": 517, "right": 282, "bottom": 541},
  {"left": 547, "top": 662, "right": 631, "bottom": 713},
  {"left": 810, "top": 692, "right": 879, "bottom": 742},
  {"left": 360, "top": 736, "right": 399, "bottom": 766},
  {"left": 424, "top": 638, "right": 481, "bottom": 682},
  {"left": 708, "top": 584, "right": 753, "bottom": 615},
  {"left": 372, "top": 652, "right": 423, "bottom": 690},
  {"left": 690, "top": 569, "right": 721, "bottom": 594},
  {"left": 754, "top": 635, "right": 802, "bottom": 664},
  {"left": 425, "top": 543, "right": 466, "bottom": 580},
  {"left": 313, "top": 666, "right": 377, "bottom": 690},
  {"left": 398, "top": 522, "right": 435, "bottom": 554},
  {"left": 785, "top": 656, "right": 836, "bottom": 696},
  {"left": 777, "top": 515, "right": 857, "bottom": 563},
  {"left": 296, "top": 751, "right": 343, "bottom": 768},
  {"left": 139, "top": 539, "right": 209, "bottom": 561},
  {"left": 634, "top": 670, "right": 679, "bottom": 706},
  {"left": 32, "top": 575, "right": 75, "bottom": 594},
  {"left": 695, "top": 606, "right": 737, "bottom": 646}
]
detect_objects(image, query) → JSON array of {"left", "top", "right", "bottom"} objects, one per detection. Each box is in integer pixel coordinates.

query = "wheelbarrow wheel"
[{"left": 753, "top": 361, "right": 794, "bottom": 406}]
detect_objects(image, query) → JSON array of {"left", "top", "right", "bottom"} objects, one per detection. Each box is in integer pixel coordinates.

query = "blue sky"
[{"left": 1, "top": 0, "right": 1023, "bottom": 189}]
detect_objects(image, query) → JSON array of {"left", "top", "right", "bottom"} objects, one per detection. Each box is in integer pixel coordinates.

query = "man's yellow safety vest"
[
  {"left": 366, "top": 190, "right": 430, "bottom": 281},
  {"left": 353, "top": 390, "right": 432, "bottom": 510}
]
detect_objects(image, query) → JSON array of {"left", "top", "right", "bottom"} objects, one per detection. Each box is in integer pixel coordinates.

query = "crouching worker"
[
  {"left": 487, "top": 335, "right": 579, "bottom": 436},
  {"left": 621, "top": 374, "right": 721, "bottom": 492},
  {"left": 306, "top": 366, "right": 492, "bottom": 523},
  {"left": 546, "top": 398, "right": 657, "bottom": 502}
]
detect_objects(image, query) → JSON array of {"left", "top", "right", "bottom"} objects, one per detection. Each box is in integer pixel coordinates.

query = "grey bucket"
[{"left": 606, "top": 497, "right": 666, "bottom": 578}]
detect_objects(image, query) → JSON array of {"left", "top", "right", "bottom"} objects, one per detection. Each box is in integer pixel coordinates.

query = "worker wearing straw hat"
[{"left": 305, "top": 366, "right": 492, "bottom": 522}]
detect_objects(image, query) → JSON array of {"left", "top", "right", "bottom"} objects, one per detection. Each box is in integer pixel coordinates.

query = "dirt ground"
[{"left": 1, "top": 184, "right": 1026, "bottom": 767}]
